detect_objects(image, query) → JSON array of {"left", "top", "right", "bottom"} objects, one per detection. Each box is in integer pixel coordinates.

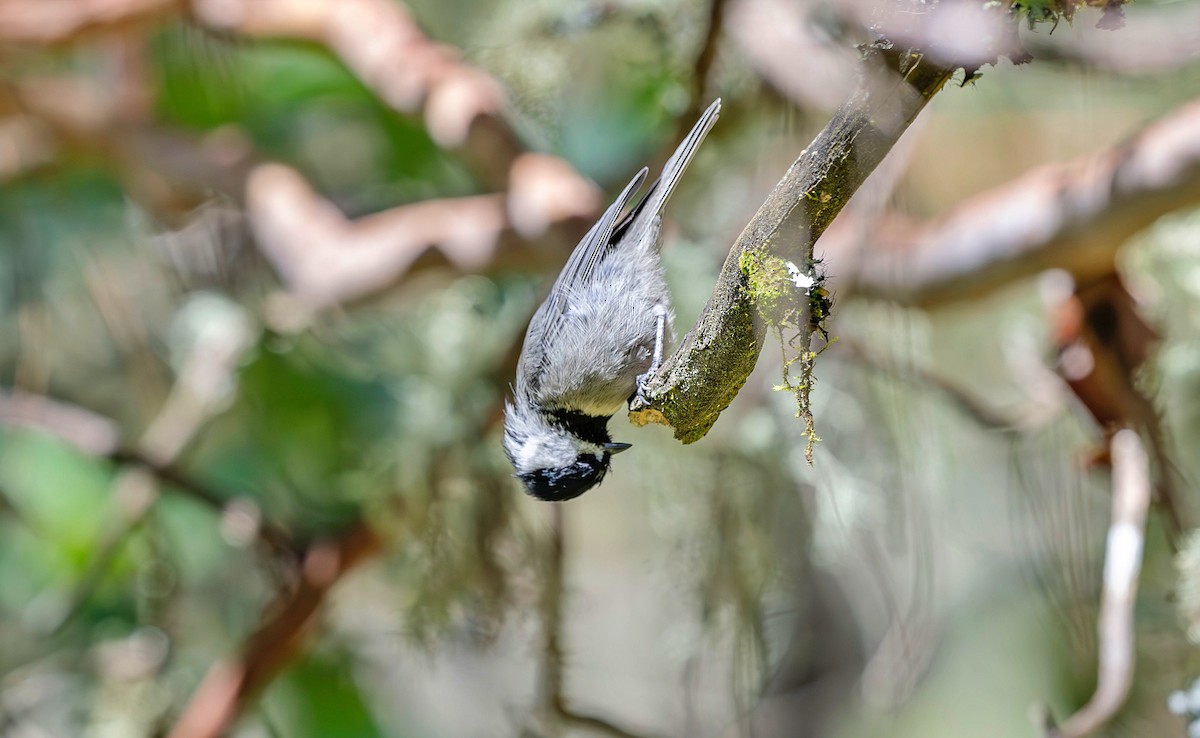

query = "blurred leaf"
[
  {"left": 0, "top": 431, "right": 113, "bottom": 567},
  {"left": 188, "top": 341, "right": 397, "bottom": 534},
  {"left": 262, "top": 652, "right": 384, "bottom": 738}
]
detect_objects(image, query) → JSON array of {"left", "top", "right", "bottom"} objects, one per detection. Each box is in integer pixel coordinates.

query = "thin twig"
[
  {"left": 110, "top": 448, "right": 296, "bottom": 557},
  {"left": 831, "top": 339, "right": 1023, "bottom": 430},
  {"left": 556, "top": 708, "right": 661, "bottom": 738},
  {"left": 167, "top": 520, "right": 382, "bottom": 738},
  {"left": 542, "top": 505, "right": 566, "bottom": 715},
  {"left": 1045, "top": 429, "right": 1150, "bottom": 738},
  {"left": 0, "top": 389, "right": 296, "bottom": 578},
  {"left": 538, "top": 506, "right": 662, "bottom": 738},
  {"left": 682, "top": 0, "right": 729, "bottom": 127}
]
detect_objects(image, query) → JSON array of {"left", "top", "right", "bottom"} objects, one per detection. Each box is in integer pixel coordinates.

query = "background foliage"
[{"left": 2, "top": 1, "right": 1200, "bottom": 737}]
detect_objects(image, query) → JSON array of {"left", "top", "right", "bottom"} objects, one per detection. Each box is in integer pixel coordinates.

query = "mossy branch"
[{"left": 629, "top": 42, "right": 957, "bottom": 443}]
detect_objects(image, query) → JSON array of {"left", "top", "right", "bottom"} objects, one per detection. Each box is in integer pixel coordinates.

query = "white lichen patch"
[{"left": 785, "top": 261, "right": 816, "bottom": 293}]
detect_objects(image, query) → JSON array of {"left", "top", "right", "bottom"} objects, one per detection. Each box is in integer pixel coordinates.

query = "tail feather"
[{"left": 613, "top": 98, "right": 721, "bottom": 242}]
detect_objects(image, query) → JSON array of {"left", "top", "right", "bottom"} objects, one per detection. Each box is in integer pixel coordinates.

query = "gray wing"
[
  {"left": 612, "top": 98, "right": 721, "bottom": 244},
  {"left": 517, "top": 167, "right": 649, "bottom": 395},
  {"left": 547, "top": 166, "right": 648, "bottom": 302},
  {"left": 516, "top": 98, "right": 722, "bottom": 397}
]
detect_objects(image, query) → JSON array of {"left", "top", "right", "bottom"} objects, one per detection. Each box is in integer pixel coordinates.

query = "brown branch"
[
  {"left": 187, "top": 0, "right": 582, "bottom": 194},
  {"left": 10, "top": 73, "right": 259, "bottom": 218},
  {"left": 167, "top": 520, "right": 382, "bottom": 738},
  {"left": 0, "top": 115, "right": 57, "bottom": 182},
  {"left": 1046, "top": 429, "right": 1150, "bottom": 738},
  {"left": 0, "top": 388, "right": 295, "bottom": 554},
  {"left": 847, "top": 97, "right": 1200, "bottom": 308},
  {"left": 3, "top": 2, "right": 604, "bottom": 304},
  {"left": 631, "top": 36, "right": 958, "bottom": 443},
  {"left": 0, "top": 387, "right": 122, "bottom": 456},
  {"left": 0, "top": 0, "right": 178, "bottom": 46},
  {"left": 683, "top": 0, "right": 729, "bottom": 122},
  {"left": 728, "top": 0, "right": 858, "bottom": 111},
  {"left": 247, "top": 159, "right": 598, "bottom": 312},
  {"left": 1044, "top": 274, "right": 1187, "bottom": 536},
  {"left": 0, "top": 387, "right": 298, "bottom": 635}
]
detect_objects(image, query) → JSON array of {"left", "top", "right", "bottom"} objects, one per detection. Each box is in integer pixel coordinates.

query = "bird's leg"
[{"left": 633, "top": 305, "right": 667, "bottom": 408}]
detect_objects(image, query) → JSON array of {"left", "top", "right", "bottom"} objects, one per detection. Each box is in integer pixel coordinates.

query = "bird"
[{"left": 503, "top": 99, "right": 721, "bottom": 501}]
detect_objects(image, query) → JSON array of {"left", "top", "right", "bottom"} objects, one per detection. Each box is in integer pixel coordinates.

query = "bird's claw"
[{"left": 631, "top": 372, "right": 653, "bottom": 411}]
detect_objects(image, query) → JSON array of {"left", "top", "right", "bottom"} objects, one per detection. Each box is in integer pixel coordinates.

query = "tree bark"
[{"left": 631, "top": 43, "right": 957, "bottom": 443}]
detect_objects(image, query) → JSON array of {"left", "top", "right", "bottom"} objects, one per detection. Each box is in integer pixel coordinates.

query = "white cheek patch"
[
  {"left": 515, "top": 432, "right": 603, "bottom": 473},
  {"left": 515, "top": 437, "right": 544, "bottom": 471}
]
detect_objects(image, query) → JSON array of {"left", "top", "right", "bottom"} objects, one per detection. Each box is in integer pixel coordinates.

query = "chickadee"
[{"left": 504, "top": 99, "right": 721, "bottom": 501}]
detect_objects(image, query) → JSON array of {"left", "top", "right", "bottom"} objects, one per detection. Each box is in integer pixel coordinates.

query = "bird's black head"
[
  {"left": 517, "top": 452, "right": 611, "bottom": 502},
  {"left": 505, "top": 407, "right": 633, "bottom": 502}
]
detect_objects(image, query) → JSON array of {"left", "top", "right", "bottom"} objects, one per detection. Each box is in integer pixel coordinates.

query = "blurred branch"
[
  {"left": 0, "top": 290, "right": 299, "bottom": 630},
  {"left": 1, "top": 0, "right": 605, "bottom": 306},
  {"left": 733, "top": 0, "right": 1030, "bottom": 114},
  {"left": 847, "top": 97, "right": 1200, "bottom": 308},
  {"left": 50, "top": 467, "right": 163, "bottom": 634},
  {"left": 184, "top": 0, "right": 608, "bottom": 310},
  {"left": 0, "top": 388, "right": 297, "bottom": 632},
  {"left": 135, "top": 297, "right": 255, "bottom": 467},
  {"left": 247, "top": 159, "right": 597, "bottom": 313},
  {"left": 188, "top": 0, "right": 500, "bottom": 150},
  {"left": 0, "top": 0, "right": 177, "bottom": 46},
  {"left": 556, "top": 709, "right": 659, "bottom": 738},
  {"left": 0, "top": 387, "right": 122, "bottom": 456},
  {"left": 109, "top": 449, "right": 296, "bottom": 556},
  {"left": 538, "top": 507, "right": 660, "bottom": 738},
  {"left": 1043, "top": 274, "right": 1187, "bottom": 535},
  {"left": 540, "top": 507, "right": 565, "bottom": 717},
  {"left": 630, "top": 31, "right": 959, "bottom": 443},
  {"left": 728, "top": 0, "right": 858, "bottom": 111},
  {"left": 831, "top": 339, "right": 1023, "bottom": 430},
  {"left": 0, "top": 116, "right": 57, "bottom": 182},
  {"left": 167, "top": 519, "right": 382, "bottom": 738},
  {"left": 675, "top": 0, "right": 730, "bottom": 130},
  {"left": 188, "top": 0, "right": 586, "bottom": 194},
  {"left": 1023, "top": 2, "right": 1200, "bottom": 74},
  {"left": 8, "top": 74, "right": 259, "bottom": 217},
  {"left": 1045, "top": 429, "right": 1150, "bottom": 738},
  {"left": 0, "top": 389, "right": 251, "bottom": 526}
]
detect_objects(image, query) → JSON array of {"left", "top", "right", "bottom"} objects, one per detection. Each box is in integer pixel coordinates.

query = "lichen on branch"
[{"left": 629, "top": 37, "right": 958, "bottom": 445}]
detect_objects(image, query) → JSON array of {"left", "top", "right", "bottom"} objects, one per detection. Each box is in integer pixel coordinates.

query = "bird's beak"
[{"left": 604, "top": 442, "right": 632, "bottom": 455}]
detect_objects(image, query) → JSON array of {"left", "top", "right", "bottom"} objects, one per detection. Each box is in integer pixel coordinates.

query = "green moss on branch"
[{"left": 629, "top": 41, "right": 957, "bottom": 444}]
